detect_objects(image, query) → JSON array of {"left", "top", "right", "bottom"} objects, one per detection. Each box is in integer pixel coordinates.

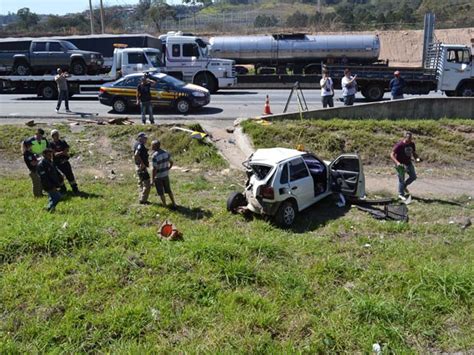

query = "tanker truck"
[{"left": 209, "top": 33, "right": 382, "bottom": 75}]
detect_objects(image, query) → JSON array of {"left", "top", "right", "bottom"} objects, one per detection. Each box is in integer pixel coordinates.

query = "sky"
[{"left": 0, "top": 0, "right": 179, "bottom": 16}]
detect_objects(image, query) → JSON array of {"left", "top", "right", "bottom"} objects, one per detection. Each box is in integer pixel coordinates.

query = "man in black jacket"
[
  {"left": 49, "top": 129, "right": 79, "bottom": 194},
  {"left": 37, "top": 148, "right": 63, "bottom": 212}
]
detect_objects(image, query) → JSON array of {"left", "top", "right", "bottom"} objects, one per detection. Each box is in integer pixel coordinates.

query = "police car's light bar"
[{"left": 113, "top": 43, "right": 128, "bottom": 48}]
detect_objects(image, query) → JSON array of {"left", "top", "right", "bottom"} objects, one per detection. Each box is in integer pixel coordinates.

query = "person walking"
[
  {"left": 49, "top": 129, "right": 79, "bottom": 194},
  {"left": 37, "top": 148, "right": 63, "bottom": 212},
  {"left": 136, "top": 74, "right": 156, "bottom": 124},
  {"left": 22, "top": 139, "right": 43, "bottom": 197},
  {"left": 320, "top": 69, "right": 334, "bottom": 108},
  {"left": 389, "top": 70, "right": 405, "bottom": 100},
  {"left": 133, "top": 132, "right": 151, "bottom": 204},
  {"left": 390, "top": 132, "right": 421, "bottom": 200},
  {"left": 55, "top": 68, "right": 71, "bottom": 113},
  {"left": 341, "top": 68, "right": 357, "bottom": 106},
  {"left": 151, "top": 140, "right": 177, "bottom": 209},
  {"left": 28, "top": 128, "right": 49, "bottom": 155}
]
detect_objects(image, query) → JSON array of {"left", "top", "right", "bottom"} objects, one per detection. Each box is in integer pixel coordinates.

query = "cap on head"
[
  {"left": 151, "top": 139, "right": 160, "bottom": 149},
  {"left": 137, "top": 132, "right": 148, "bottom": 139},
  {"left": 23, "top": 139, "right": 32, "bottom": 147},
  {"left": 36, "top": 128, "right": 45, "bottom": 135},
  {"left": 394, "top": 70, "right": 400, "bottom": 76},
  {"left": 51, "top": 129, "right": 59, "bottom": 137}
]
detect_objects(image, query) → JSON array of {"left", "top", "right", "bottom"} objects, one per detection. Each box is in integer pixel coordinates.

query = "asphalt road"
[{"left": 0, "top": 89, "right": 445, "bottom": 123}]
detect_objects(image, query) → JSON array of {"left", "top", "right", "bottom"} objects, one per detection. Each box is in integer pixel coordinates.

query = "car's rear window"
[{"left": 250, "top": 164, "right": 273, "bottom": 180}]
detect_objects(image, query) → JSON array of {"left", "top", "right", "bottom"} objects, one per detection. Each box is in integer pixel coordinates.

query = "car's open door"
[{"left": 329, "top": 153, "right": 365, "bottom": 198}]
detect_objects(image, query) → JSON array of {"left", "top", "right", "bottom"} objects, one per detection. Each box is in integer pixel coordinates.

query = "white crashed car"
[{"left": 227, "top": 148, "right": 365, "bottom": 227}]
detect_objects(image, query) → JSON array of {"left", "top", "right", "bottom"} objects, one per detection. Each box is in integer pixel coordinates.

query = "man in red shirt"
[{"left": 390, "top": 132, "right": 421, "bottom": 200}]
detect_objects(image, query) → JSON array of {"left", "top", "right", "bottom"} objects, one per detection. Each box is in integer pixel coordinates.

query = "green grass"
[
  {"left": 0, "top": 125, "right": 473, "bottom": 352},
  {"left": 242, "top": 119, "right": 474, "bottom": 166}
]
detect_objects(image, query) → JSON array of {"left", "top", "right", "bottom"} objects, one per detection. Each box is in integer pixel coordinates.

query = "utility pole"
[
  {"left": 89, "top": 0, "right": 94, "bottom": 34},
  {"left": 99, "top": 0, "right": 105, "bottom": 33}
]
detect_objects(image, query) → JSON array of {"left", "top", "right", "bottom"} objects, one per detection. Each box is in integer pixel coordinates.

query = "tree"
[
  {"left": 254, "top": 14, "right": 278, "bottom": 28},
  {"left": 147, "top": 0, "right": 177, "bottom": 32},
  {"left": 17, "top": 8, "right": 39, "bottom": 30}
]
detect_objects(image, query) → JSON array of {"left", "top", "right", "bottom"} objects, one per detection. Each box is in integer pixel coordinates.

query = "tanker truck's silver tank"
[{"left": 209, "top": 34, "right": 380, "bottom": 65}]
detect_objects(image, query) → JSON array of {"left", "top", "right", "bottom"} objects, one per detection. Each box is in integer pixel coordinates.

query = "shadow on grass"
[
  {"left": 412, "top": 196, "right": 464, "bottom": 207},
  {"left": 168, "top": 204, "right": 212, "bottom": 220},
  {"left": 60, "top": 191, "right": 103, "bottom": 201},
  {"left": 289, "top": 195, "right": 350, "bottom": 233}
]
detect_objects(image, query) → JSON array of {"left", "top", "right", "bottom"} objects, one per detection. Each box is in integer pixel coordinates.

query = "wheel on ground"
[
  {"left": 176, "top": 98, "right": 190, "bottom": 114},
  {"left": 274, "top": 200, "right": 297, "bottom": 228},
  {"left": 39, "top": 84, "right": 58, "bottom": 100},
  {"left": 457, "top": 84, "right": 474, "bottom": 97},
  {"left": 362, "top": 84, "right": 385, "bottom": 101},
  {"left": 193, "top": 72, "right": 218, "bottom": 94},
  {"left": 71, "top": 60, "right": 86, "bottom": 75},
  {"left": 227, "top": 192, "right": 246, "bottom": 213},
  {"left": 112, "top": 98, "right": 127, "bottom": 113},
  {"left": 13, "top": 62, "right": 30, "bottom": 76}
]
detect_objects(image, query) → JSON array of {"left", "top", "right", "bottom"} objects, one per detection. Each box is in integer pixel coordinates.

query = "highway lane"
[{"left": 0, "top": 89, "right": 445, "bottom": 121}]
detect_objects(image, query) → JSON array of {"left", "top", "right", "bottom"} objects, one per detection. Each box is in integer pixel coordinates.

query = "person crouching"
[{"left": 37, "top": 148, "right": 63, "bottom": 212}]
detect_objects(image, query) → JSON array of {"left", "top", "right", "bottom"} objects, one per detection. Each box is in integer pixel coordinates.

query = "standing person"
[
  {"left": 28, "top": 128, "right": 49, "bottom": 155},
  {"left": 49, "top": 129, "right": 79, "bottom": 194},
  {"left": 22, "top": 139, "right": 43, "bottom": 197},
  {"left": 390, "top": 132, "right": 421, "bottom": 200},
  {"left": 320, "top": 69, "right": 334, "bottom": 108},
  {"left": 136, "top": 74, "right": 156, "bottom": 125},
  {"left": 151, "top": 140, "right": 177, "bottom": 209},
  {"left": 389, "top": 70, "right": 405, "bottom": 100},
  {"left": 37, "top": 148, "right": 63, "bottom": 212},
  {"left": 133, "top": 132, "right": 151, "bottom": 204},
  {"left": 55, "top": 68, "right": 71, "bottom": 113},
  {"left": 341, "top": 68, "right": 357, "bottom": 106}
]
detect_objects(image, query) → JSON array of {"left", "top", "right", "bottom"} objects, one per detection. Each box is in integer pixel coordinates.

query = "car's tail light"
[{"left": 260, "top": 186, "right": 274, "bottom": 200}]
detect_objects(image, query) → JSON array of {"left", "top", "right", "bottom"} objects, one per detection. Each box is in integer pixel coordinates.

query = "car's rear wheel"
[
  {"left": 176, "top": 98, "right": 190, "bottom": 114},
  {"left": 112, "top": 98, "right": 127, "bottom": 113},
  {"left": 274, "top": 200, "right": 297, "bottom": 228},
  {"left": 71, "top": 60, "right": 86, "bottom": 76},
  {"left": 227, "top": 192, "right": 246, "bottom": 214},
  {"left": 38, "top": 83, "right": 58, "bottom": 100}
]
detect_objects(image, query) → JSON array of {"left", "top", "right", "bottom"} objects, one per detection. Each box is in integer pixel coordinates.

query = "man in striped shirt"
[{"left": 151, "top": 140, "right": 177, "bottom": 209}]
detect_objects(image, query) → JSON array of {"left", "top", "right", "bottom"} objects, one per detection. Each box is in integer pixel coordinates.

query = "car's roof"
[{"left": 251, "top": 148, "right": 305, "bottom": 165}]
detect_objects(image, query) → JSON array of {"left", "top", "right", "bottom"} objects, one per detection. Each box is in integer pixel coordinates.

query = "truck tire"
[
  {"left": 457, "top": 83, "right": 474, "bottom": 97},
  {"left": 176, "top": 98, "right": 190, "bottom": 114},
  {"left": 38, "top": 83, "right": 58, "bottom": 100},
  {"left": 193, "top": 72, "right": 218, "bottom": 94},
  {"left": 274, "top": 200, "right": 297, "bottom": 228},
  {"left": 112, "top": 98, "right": 128, "bottom": 113},
  {"left": 362, "top": 84, "right": 385, "bottom": 101},
  {"left": 13, "top": 62, "right": 30, "bottom": 76},
  {"left": 444, "top": 90, "right": 456, "bottom": 97},
  {"left": 71, "top": 60, "right": 86, "bottom": 76},
  {"left": 226, "top": 192, "right": 246, "bottom": 213}
]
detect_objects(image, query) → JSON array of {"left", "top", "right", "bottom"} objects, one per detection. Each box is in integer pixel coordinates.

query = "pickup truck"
[{"left": 0, "top": 40, "right": 104, "bottom": 76}]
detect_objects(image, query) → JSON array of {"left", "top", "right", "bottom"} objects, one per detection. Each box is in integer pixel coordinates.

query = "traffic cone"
[{"left": 263, "top": 95, "right": 273, "bottom": 115}]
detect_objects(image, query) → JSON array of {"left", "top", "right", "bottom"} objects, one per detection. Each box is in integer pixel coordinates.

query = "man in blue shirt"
[{"left": 389, "top": 71, "right": 405, "bottom": 100}]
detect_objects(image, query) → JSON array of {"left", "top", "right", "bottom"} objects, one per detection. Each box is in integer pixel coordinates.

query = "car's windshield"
[
  {"left": 62, "top": 41, "right": 79, "bottom": 50},
  {"left": 153, "top": 75, "right": 185, "bottom": 88},
  {"left": 250, "top": 164, "right": 273, "bottom": 180},
  {"left": 146, "top": 52, "right": 162, "bottom": 67}
]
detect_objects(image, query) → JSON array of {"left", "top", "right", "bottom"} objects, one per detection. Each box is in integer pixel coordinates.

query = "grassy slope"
[
  {"left": 242, "top": 119, "right": 474, "bottom": 166},
  {"left": 0, "top": 125, "right": 473, "bottom": 352}
]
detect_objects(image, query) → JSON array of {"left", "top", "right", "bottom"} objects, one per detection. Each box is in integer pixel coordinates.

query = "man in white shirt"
[
  {"left": 320, "top": 69, "right": 334, "bottom": 108},
  {"left": 341, "top": 68, "right": 357, "bottom": 106}
]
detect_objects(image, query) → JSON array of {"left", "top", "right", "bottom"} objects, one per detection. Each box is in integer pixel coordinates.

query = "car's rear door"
[
  {"left": 329, "top": 153, "right": 365, "bottom": 198},
  {"left": 288, "top": 157, "right": 314, "bottom": 211}
]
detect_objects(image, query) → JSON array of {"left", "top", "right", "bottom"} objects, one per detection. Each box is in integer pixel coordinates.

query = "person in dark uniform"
[
  {"left": 37, "top": 148, "right": 64, "bottom": 212},
  {"left": 133, "top": 132, "right": 151, "bottom": 204},
  {"left": 49, "top": 129, "right": 79, "bottom": 194},
  {"left": 29, "top": 128, "right": 49, "bottom": 155},
  {"left": 22, "top": 139, "right": 43, "bottom": 197},
  {"left": 136, "top": 74, "right": 156, "bottom": 125}
]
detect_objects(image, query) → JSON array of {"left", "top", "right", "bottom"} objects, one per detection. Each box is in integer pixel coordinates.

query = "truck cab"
[
  {"left": 438, "top": 44, "right": 473, "bottom": 96},
  {"left": 159, "top": 32, "right": 236, "bottom": 93},
  {"left": 110, "top": 47, "right": 163, "bottom": 77}
]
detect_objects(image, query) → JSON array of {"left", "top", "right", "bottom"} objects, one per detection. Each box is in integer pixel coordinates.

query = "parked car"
[
  {"left": 0, "top": 40, "right": 104, "bottom": 75},
  {"left": 227, "top": 147, "right": 366, "bottom": 227},
  {"left": 98, "top": 72, "right": 210, "bottom": 114}
]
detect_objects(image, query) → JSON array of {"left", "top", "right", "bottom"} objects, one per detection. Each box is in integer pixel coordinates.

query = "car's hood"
[{"left": 183, "top": 83, "right": 209, "bottom": 94}]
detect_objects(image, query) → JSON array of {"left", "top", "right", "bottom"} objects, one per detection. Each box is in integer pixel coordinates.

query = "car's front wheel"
[
  {"left": 274, "top": 200, "right": 297, "bottom": 228},
  {"left": 112, "top": 98, "right": 127, "bottom": 113},
  {"left": 227, "top": 192, "right": 246, "bottom": 214},
  {"left": 176, "top": 98, "right": 190, "bottom": 114}
]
